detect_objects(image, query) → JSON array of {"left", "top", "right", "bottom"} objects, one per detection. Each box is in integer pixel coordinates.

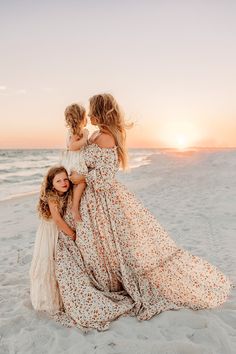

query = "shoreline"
[
  {"left": 0, "top": 190, "right": 39, "bottom": 204},
  {"left": 1, "top": 148, "right": 236, "bottom": 203}
]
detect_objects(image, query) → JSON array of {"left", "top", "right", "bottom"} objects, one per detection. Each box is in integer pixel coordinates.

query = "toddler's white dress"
[
  {"left": 60, "top": 131, "right": 88, "bottom": 175},
  {"left": 30, "top": 218, "right": 63, "bottom": 314}
]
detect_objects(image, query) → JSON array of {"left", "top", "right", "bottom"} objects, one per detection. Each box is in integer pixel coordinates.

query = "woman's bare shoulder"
[{"left": 94, "top": 133, "right": 116, "bottom": 148}]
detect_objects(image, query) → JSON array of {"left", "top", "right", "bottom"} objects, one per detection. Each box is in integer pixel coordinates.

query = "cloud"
[
  {"left": 42, "top": 87, "right": 53, "bottom": 93},
  {"left": 16, "top": 89, "right": 27, "bottom": 95},
  {"left": 0, "top": 87, "right": 28, "bottom": 96}
]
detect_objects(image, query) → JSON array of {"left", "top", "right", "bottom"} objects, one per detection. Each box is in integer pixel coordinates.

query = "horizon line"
[{"left": 1, "top": 146, "right": 236, "bottom": 150}]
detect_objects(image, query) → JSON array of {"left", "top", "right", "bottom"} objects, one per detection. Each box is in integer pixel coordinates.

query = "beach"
[{"left": 0, "top": 148, "right": 235, "bottom": 354}]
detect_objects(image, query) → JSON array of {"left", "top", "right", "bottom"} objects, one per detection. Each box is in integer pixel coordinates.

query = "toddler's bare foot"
[{"left": 71, "top": 208, "right": 82, "bottom": 223}]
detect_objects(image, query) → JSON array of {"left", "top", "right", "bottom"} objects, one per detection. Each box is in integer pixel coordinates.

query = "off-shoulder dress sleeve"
[{"left": 85, "top": 149, "right": 119, "bottom": 192}]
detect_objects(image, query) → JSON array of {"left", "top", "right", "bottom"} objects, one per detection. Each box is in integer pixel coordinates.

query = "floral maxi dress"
[{"left": 54, "top": 143, "right": 233, "bottom": 331}]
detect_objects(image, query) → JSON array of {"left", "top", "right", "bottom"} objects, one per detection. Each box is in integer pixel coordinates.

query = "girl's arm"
[
  {"left": 69, "top": 129, "right": 89, "bottom": 151},
  {"left": 49, "top": 201, "right": 76, "bottom": 241}
]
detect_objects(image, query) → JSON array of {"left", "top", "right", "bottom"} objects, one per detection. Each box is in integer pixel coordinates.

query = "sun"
[
  {"left": 159, "top": 120, "right": 201, "bottom": 149},
  {"left": 175, "top": 135, "right": 189, "bottom": 149}
]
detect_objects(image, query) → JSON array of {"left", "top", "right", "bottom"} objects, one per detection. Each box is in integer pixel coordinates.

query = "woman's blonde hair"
[
  {"left": 65, "top": 103, "right": 86, "bottom": 135},
  {"left": 38, "top": 166, "right": 72, "bottom": 220},
  {"left": 89, "top": 93, "right": 132, "bottom": 169}
]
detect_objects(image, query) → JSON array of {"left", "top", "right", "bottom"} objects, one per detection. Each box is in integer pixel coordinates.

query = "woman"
[{"left": 54, "top": 93, "right": 232, "bottom": 331}]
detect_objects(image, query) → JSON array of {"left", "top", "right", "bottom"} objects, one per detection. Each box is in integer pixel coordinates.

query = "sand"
[{"left": 0, "top": 149, "right": 235, "bottom": 354}]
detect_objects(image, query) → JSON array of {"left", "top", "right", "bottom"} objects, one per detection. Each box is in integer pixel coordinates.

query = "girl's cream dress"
[
  {"left": 60, "top": 130, "right": 88, "bottom": 175},
  {"left": 30, "top": 218, "right": 62, "bottom": 314}
]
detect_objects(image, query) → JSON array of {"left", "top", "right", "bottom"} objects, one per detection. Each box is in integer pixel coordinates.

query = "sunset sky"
[{"left": 0, "top": 0, "right": 236, "bottom": 148}]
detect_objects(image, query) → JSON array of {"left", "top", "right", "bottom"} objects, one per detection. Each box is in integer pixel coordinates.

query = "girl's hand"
[
  {"left": 49, "top": 201, "right": 78, "bottom": 239},
  {"left": 70, "top": 172, "right": 86, "bottom": 185}
]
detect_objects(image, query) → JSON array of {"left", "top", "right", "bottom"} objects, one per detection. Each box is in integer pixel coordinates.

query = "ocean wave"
[
  {"left": 0, "top": 148, "right": 157, "bottom": 201},
  {"left": 0, "top": 173, "right": 43, "bottom": 184}
]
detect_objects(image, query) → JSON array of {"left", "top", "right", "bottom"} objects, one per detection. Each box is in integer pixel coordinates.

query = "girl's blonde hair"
[
  {"left": 89, "top": 93, "right": 132, "bottom": 169},
  {"left": 38, "top": 166, "right": 72, "bottom": 220},
  {"left": 64, "top": 103, "right": 86, "bottom": 135}
]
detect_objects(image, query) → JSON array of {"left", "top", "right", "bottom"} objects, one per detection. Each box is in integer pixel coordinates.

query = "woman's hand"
[
  {"left": 69, "top": 230, "right": 76, "bottom": 241},
  {"left": 69, "top": 171, "right": 86, "bottom": 185}
]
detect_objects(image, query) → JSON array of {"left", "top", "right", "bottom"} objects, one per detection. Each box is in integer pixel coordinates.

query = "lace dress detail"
[
  {"left": 54, "top": 143, "right": 233, "bottom": 331},
  {"left": 30, "top": 219, "right": 63, "bottom": 314},
  {"left": 60, "top": 130, "right": 87, "bottom": 175}
]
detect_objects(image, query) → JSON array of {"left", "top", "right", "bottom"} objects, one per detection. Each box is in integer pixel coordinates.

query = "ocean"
[{"left": 0, "top": 148, "right": 159, "bottom": 201}]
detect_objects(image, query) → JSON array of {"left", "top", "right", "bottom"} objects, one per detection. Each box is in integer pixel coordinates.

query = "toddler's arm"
[
  {"left": 69, "top": 129, "right": 89, "bottom": 151},
  {"left": 49, "top": 201, "right": 76, "bottom": 241}
]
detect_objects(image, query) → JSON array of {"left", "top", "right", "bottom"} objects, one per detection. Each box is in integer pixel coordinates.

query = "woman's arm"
[
  {"left": 70, "top": 169, "right": 115, "bottom": 191},
  {"left": 49, "top": 201, "right": 76, "bottom": 241},
  {"left": 70, "top": 133, "right": 117, "bottom": 189}
]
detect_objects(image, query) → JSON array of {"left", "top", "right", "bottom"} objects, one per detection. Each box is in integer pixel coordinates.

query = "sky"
[{"left": 0, "top": 0, "right": 236, "bottom": 149}]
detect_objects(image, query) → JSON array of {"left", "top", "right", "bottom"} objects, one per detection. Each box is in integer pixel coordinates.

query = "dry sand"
[{"left": 0, "top": 149, "right": 235, "bottom": 353}]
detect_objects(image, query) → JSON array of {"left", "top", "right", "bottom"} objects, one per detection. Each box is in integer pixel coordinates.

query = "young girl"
[
  {"left": 60, "top": 103, "right": 88, "bottom": 222},
  {"left": 30, "top": 166, "right": 76, "bottom": 315}
]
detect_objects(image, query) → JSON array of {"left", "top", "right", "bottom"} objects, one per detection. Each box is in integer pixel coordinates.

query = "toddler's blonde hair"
[{"left": 65, "top": 103, "right": 86, "bottom": 135}]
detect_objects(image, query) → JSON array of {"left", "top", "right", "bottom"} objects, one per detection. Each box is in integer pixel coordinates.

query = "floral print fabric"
[{"left": 54, "top": 143, "right": 233, "bottom": 331}]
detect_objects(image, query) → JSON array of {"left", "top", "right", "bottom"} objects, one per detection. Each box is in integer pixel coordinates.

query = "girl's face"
[{"left": 52, "top": 172, "right": 70, "bottom": 194}]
